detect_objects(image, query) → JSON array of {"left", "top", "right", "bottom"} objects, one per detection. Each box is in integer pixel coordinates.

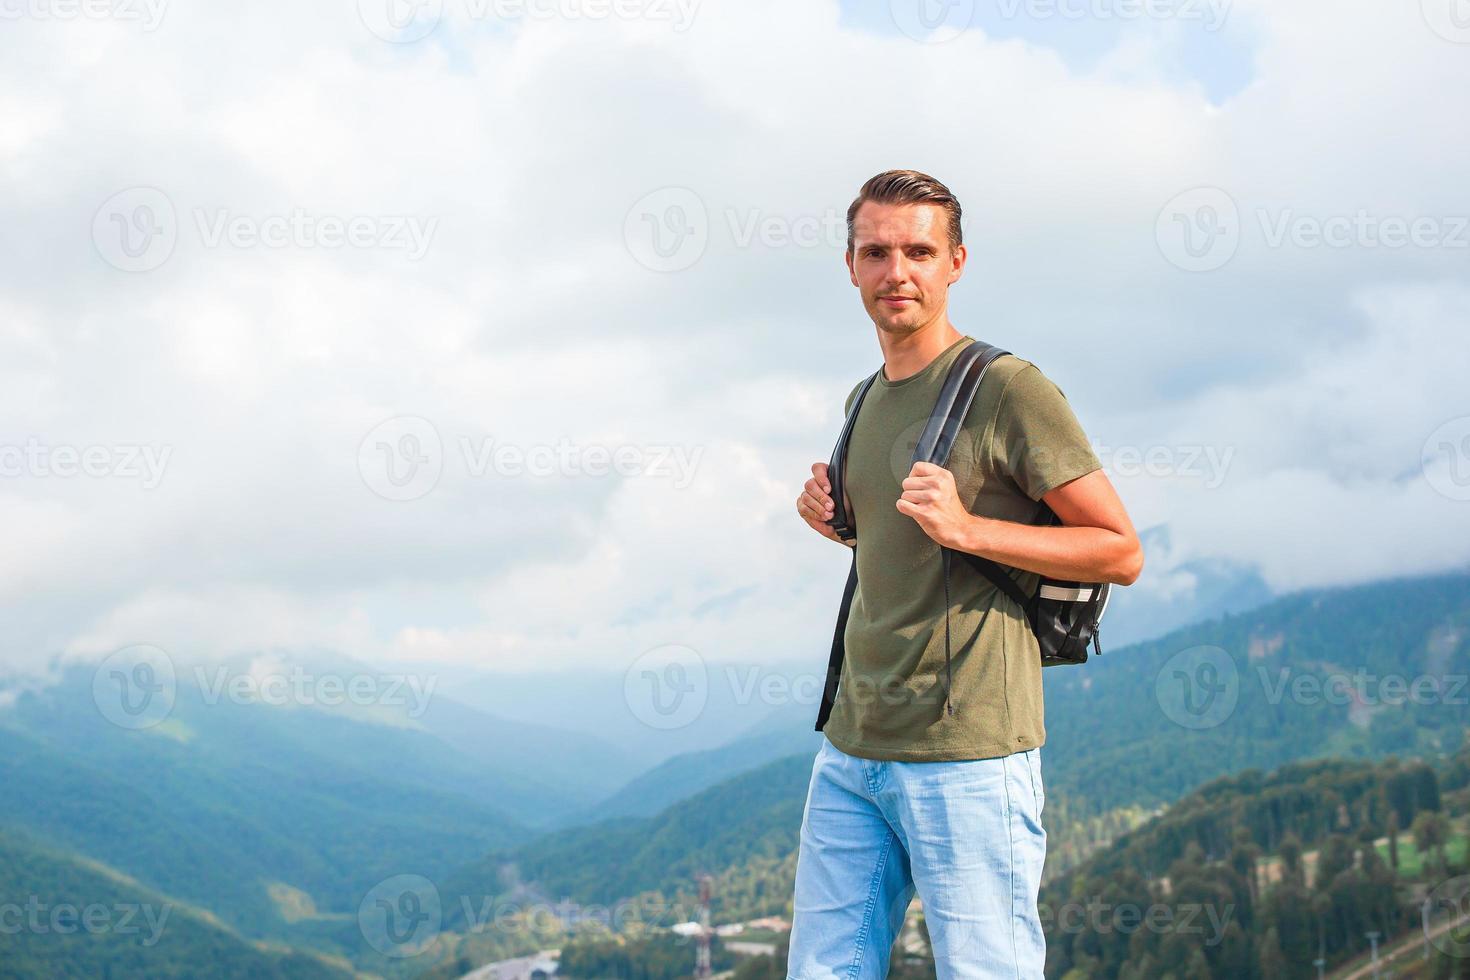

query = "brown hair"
[{"left": 845, "top": 169, "right": 963, "bottom": 255}]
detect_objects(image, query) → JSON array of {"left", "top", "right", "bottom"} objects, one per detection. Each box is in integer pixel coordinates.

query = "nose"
[{"left": 880, "top": 252, "right": 910, "bottom": 289}]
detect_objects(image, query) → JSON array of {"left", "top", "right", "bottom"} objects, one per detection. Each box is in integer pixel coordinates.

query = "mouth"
[{"left": 880, "top": 296, "right": 916, "bottom": 306}]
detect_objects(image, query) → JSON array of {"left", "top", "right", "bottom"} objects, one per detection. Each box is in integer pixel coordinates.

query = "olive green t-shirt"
[{"left": 821, "top": 335, "right": 1103, "bottom": 762}]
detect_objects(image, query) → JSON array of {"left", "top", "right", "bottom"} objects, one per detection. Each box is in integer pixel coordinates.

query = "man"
[{"left": 788, "top": 170, "right": 1144, "bottom": 980}]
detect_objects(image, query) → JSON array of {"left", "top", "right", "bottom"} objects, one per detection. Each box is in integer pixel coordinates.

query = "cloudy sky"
[{"left": 2, "top": 0, "right": 1468, "bottom": 682}]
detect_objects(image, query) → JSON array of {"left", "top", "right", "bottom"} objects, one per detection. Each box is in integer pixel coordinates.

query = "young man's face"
[{"left": 846, "top": 200, "right": 965, "bottom": 338}]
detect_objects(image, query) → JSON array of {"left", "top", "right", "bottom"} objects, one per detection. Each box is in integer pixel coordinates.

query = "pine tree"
[{"left": 1256, "top": 925, "right": 1288, "bottom": 979}]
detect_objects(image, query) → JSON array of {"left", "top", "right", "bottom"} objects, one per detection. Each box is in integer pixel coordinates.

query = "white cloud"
[{"left": 1, "top": 0, "right": 1466, "bottom": 679}]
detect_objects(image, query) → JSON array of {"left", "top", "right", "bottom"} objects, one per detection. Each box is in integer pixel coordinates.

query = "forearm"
[{"left": 952, "top": 513, "right": 1139, "bottom": 585}]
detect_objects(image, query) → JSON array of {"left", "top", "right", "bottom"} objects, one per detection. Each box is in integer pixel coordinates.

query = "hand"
[
  {"left": 896, "top": 461, "right": 971, "bottom": 549},
  {"left": 797, "top": 462, "right": 852, "bottom": 546}
]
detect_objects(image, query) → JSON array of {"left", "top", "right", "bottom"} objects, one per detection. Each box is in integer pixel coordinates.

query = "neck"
[{"left": 878, "top": 316, "right": 964, "bottom": 382}]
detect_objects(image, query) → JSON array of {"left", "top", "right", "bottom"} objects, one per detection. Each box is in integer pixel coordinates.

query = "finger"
[
  {"left": 802, "top": 489, "right": 834, "bottom": 516},
  {"left": 811, "top": 461, "right": 831, "bottom": 493},
  {"left": 804, "top": 479, "right": 834, "bottom": 507}
]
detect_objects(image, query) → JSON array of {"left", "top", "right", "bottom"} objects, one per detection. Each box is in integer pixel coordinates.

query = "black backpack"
[{"left": 814, "top": 340, "right": 1112, "bottom": 732}]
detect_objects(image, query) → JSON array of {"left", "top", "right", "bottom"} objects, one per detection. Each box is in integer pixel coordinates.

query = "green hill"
[
  {"left": 0, "top": 826, "right": 353, "bottom": 980},
  {"left": 441, "top": 752, "right": 813, "bottom": 927},
  {"left": 579, "top": 726, "right": 824, "bottom": 821},
  {"left": 1042, "top": 567, "right": 1470, "bottom": 815},
  {"left": 1040, "top": 750, "right": 1469, "bottom": 979},
  {"left": 0, "top": 665, "right": 541, "bottom": 947}
]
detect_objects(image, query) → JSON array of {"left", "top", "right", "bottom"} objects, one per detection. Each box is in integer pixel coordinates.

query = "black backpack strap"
[
  {"left": 814, "top": 369, "right": 878, "bottom": 731},
  {"left": 914, "top": 341, "right": 1011, "bottom": 717},
  {"left": 816, "top": 341, "right": 1014, "bottom": 730},
  {"left": 826, "top": 371, "right": 880, "bottom": 543},
  {"left": 958, "top": 551, "right": 1030, "bottom": 610},
  {"left": 957, "top": 505, "right": 1053, "bottom": 613},
  {"left": 913, "top": 341, "right": 1008, "bottom": 467},
  {"left": 814, "top": 543, "right": 858, "bottom": 732}
]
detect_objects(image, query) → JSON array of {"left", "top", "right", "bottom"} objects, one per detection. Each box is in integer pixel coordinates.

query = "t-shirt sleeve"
[
  {"left": 843, "top": 380, "right": 863, "bottom": 417},
  {"left": 989, "top": 363, "right": 1103, "bottom": 501}
]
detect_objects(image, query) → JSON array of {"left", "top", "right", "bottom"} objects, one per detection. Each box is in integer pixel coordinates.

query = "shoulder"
[
  {"left": 842, "top": 372, "right": 878, "bottom": 416},
  {"left": 962, "top": 352, "right": 1037, "bottom": 420},
  {"left": 960, "top": 352, "right": 1080, "bottom": 435},
  {"left": 991, "top": 354, "right": 1075, "bottom": 406},
  {"left": 987, "top": 352, "right": 1035, "bottom": 393}
]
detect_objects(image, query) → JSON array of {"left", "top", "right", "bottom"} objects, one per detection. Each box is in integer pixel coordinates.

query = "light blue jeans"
[{"left": 787, "top": 735, "right": 1047, "bottom": 980}]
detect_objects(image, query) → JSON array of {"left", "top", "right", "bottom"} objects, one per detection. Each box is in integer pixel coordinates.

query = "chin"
[{"left": 880, "top": 311, "right": 921, "bottom": 330}]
